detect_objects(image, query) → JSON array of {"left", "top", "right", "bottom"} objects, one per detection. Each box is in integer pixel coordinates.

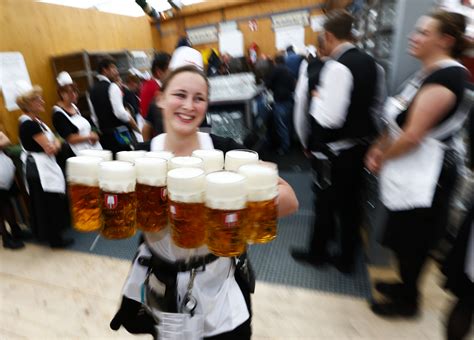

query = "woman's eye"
[
  {"left": 195, "top": 96, "right": 205, "bottom": 102},
  {"left": 173, "top": 93, "right": 186, "bottom": 98}
]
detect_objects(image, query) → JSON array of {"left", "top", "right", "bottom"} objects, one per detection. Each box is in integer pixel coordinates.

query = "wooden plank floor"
[{"left": 0, "top": 244, "right": 472, "bottom": 340}]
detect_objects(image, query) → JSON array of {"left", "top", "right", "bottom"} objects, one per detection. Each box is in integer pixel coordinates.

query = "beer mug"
[
  {"left": 66, "top": 156, "right": 103, "bottom": 232},
  {"left": 135, "top": 157, "right": 168, "bottom": 233},
  {"left": 169, "top": 156, "right": 204, "bottom": 170},
  {"left": 224, "top": 149, "right": 259, "bottom": 172},
  {"left": 146, "top": 151, "right": 174, "bottom": 162},
  {"left": 192, "top": 149, "right": 224, "bottom": 173},
  {"left": 167, "top": 168, "right": 206, "bottom": 248},
  {"left": 78, "top": 149, "right": 113, "bottom": 161},
  {"left": 205, "top": 171, "right": 247, "bottom": 257},
  {"left": 239, "top": 163, "right": 278, "bottom": 243},
  {"left": 116, "top": 150, "right": 147, "bottom": 163},
  {"left": 98, "top": 161, "right": 137, "bottom": 239}
]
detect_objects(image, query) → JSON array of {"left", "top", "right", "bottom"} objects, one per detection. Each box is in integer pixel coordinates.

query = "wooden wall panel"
[
  {"left": 154, "top": 0, "right": 324, "bottom": 57},
  {"left": 0, "top": 0, "right": 154, "bottom": 143}
]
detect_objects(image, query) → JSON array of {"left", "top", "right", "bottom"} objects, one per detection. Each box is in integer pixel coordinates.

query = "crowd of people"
[{"left": 0, "top": 6, "right": 472, "bottom": 340}]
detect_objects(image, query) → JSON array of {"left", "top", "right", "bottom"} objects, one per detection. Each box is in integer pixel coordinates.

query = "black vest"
[
  {"left": 89, "top": 79, "right": 124, "bottom": 131},
  {"left": 309, "top": 48, "right": 377, "bottom": 150}
]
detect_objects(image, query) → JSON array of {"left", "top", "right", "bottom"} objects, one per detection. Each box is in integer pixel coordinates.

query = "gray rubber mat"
[{"left": 60, "top": 171, "right": 371, "bottom": 299}]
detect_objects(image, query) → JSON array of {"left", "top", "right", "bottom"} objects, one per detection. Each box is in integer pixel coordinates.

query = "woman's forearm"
[
  {"left": 277, "top": 177, "right": 299, "bottom": 217},
  {"left": 382, "top": 132, "right": 420, "bottom": 161}
]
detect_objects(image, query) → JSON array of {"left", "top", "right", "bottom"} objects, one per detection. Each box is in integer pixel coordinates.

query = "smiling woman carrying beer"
[{"left": 110, "top": 47, "right": 299, "bottom": 339}]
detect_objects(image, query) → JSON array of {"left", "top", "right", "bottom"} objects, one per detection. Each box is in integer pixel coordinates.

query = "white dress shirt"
[
  {"left": 96, "top": 75, "right": 130, "bottom": 123},
  {"left": 309, "top": 59, "right": 353, "bottom": 129}
]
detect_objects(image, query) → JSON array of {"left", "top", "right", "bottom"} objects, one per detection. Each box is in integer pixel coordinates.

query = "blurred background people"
[
  {"left": 291, "top": 10, "right": 380, "bottom": 274},
  {"left": 89, "top": 56, "right": 139, "bottom": 155},
  {"left": 16, "top": 82, "right": 73, "bottom": 248},
  {"left": 366, "top": 10, "right": 471, "bottom": 317},
  {"left": 285, "top": 45, "right": 304, "bottom": 81},
  {"left": 264, "top": 54, "right": 296, "bottom": 155},
  {"left": 141, "top": 52, "right": 171, "bottom": 141},
  {"left": 52, "top": 71, "right": 101, "bottom": 164},
  {"left": 0, "top": 130, "right": 27, "bottom": 249}
]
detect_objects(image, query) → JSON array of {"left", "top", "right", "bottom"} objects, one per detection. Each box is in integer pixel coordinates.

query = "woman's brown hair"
[
  {"left": 430, "top": 10, "right": 468, "bottom": 58},
  {"left": 160, "top": 65, "right": 209, "bottom": 94}
]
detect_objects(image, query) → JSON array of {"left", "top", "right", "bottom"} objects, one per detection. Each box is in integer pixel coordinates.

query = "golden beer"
[
  {"left": 136, "top": 184, "right": 167, "bottom": 232},
  {"left": 168, "top": 200, "right": 206, "bottom": 248},
  {"left": 239, "top": 163, "right": 279, "bottom": 243},
  {"left": 135, "top": 157, "right": 168, "bottom": 232},
  {"left": 66, "top": 156, "right": 103, "bottom": 232},
  {"left": 99, "top": 161, "right": 137, "bottom": 239},
  {"left": 68, "top": 184, "right": 101, "bottom": 232},
  {"left": 206, "top": 207, "right": 247, "bottom": 257},
  {"left": 205, "top": 171, "right": 247, "bottom": 257},
  {"left": 224, "top": 149, "right": 259, "bottom": 172},
  {"left": 246, "top": 198, "right": 278, "bottom": 243},
  {"left": 167, "top": 168, "right": 206, "bottom": 248},
  {"left": 100, "top": 190, "right": 137, "bottom": 239}
]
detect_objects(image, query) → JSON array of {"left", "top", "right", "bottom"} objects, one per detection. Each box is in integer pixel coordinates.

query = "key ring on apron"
[{"left": 180, "top": 268, "right": 198, "bottom": 316}]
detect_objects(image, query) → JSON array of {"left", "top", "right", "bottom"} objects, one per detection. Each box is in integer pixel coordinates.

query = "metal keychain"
[{"left": 180, "top": 268, "right": 198, "bottom": 316}]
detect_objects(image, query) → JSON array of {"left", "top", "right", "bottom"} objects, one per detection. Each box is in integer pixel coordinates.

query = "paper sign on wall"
[
  {"left": 219, "top": 30, "right": 244, "bottom": 57},
  {"left": 311, "top": 15, "right": 326, "bottom": 32},
  {"left": 275, "top": 25, "right": 305, "bottom": 52},
  {"left": 187, "top": 26, "right": 218, "bottom": 45},
  {"left": 0, "top": 52, "right": 32, "bottom": 111}
]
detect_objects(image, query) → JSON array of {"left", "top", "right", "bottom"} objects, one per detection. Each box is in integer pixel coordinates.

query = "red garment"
[{"left": 139, "top": 79, "right": 160, "bottom": 118}]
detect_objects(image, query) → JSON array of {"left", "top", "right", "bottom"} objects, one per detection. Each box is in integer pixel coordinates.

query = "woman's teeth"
[{"left": 177, "top": 113, "right": 193, "bottom": 121}]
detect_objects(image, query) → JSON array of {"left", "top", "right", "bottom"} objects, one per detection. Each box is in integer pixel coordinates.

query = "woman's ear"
[{"left": 441, "top": 33, "right": 455, "bottom": 53}]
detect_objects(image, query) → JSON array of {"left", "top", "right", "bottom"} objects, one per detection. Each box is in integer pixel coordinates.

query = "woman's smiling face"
[{"left": 159, "top": 71, "right": 208, "bottom": 136}]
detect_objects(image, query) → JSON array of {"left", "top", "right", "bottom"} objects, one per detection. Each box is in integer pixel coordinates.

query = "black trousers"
[
  {"left": 384, "top": 152, "right": 459, "bottom": 303},
  {"left": 25, "top": 157, "right": 70, "bottom": 244},
  {"left": 309, "top": 144, "right": 368, "bottom": 265}
]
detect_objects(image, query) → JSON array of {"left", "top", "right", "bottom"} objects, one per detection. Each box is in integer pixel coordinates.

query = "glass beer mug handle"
[{"left": 180, "top": 269, "right": 197, "bottom": 316}]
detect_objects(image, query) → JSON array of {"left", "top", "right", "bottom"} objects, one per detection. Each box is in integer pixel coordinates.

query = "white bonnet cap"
[
  {"left": 57, "top": 71, "right": 73, "bottom": 87},
  {"left": 169, "top": 46, "right": 204, "bottom": 71},
  {"left": 15, "top": 80, "right": 33, "bottom": 99}
]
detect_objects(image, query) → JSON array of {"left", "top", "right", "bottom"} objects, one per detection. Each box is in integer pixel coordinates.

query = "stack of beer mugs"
[{"left": 65, "top": 149, "right": 279, "bottom": 254}]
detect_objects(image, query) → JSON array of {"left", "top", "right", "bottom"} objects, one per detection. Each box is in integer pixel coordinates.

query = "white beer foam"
[
  {"left": 78, "top": 149, "right": 113, "bottom": 161},
  {"left": 134, "top": 157, "right": 167, "bottom": 187},
  {"left": 167, "top": 167, "right": 205, "bottom": 203},
  {"left": 66, "top": 156, "right": 103, "bottom": 186},
  {"left": 205, "top": 171, "right": 247, "bottom": 210},
  {"left": 145, "top": 151, "right": 174, "bottom": 161},
  {"left": 169, "top": 156, "right": 204, "bottom": 170},
  {"left": 238, "top": 164, "right": 278, "bottom": 201},
  {"left": 99, "top": 161, "right": 136, "bottom": 193},
  {"left": 224, "top": 150, "right": 259, "bottom": 172},
  {"left": 116, "top": 151, "right": 147, "bottom": 164},
  {"left": 192, "top": 149, "right": 224, "bottom": 173}
]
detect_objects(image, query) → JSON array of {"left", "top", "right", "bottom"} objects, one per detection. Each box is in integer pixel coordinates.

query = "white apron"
[
  {"left": 54, "top": 105, "right": 102, "bottom": 155},
  {"left": 123, "top": 132, "right": 249, "bottom": 337},
  {"left": 0, "top": 151, "right": 16, "bottom": 190},
  {"left": 19, "top": 115, "right": 66, "bottom": 194},
  {"left": 379, "top": 60, "right": 469, "bottom": 211}
]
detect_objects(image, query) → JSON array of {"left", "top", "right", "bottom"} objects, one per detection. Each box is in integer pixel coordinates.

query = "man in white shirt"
[
  {"left": 89, "top": 56, "right": 139, "bottom": 154},
  {"left": 291, "top": 10, "right": 381, "bottom": 274}
]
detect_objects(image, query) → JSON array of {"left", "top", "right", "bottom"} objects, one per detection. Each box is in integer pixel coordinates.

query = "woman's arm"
[
  {"left": 382, "top": 84, "right": 456, "bottom": 162},
  {"left": 277, "top": 176, "right": 299, "bottom": 217},
  {"left": 33, "top": 133, "right": 60, "bottom": 156},
  {"left": 0, "top": 132, "right": 11, "bottom": 150}
]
